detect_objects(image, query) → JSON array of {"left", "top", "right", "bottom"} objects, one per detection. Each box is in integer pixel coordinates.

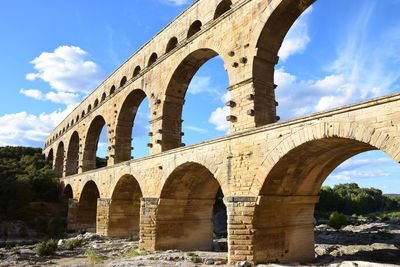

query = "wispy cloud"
[
  {"left": 330, "top": 170, "right": 390, "bottom": 181},
  {"left": 187, "top": 76, "right": 221, "bottom": 95},
  {"left": 160, "top": 0, "right": 191, "bottom": 5},
  {"left": 276, "top": 1, "right": 400, "bottom": 120},
  {"left": 185, "top": 125, "right": 208, "bottom": 133},
  {"left": 20, "top": 89, "right": 81, "bottom": 105}
]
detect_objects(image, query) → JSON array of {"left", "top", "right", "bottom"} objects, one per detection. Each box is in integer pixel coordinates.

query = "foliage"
[
  {"left": 86, "top": 249, "right": 103, "bottom": 264},
  {"left": 64, "top": 238, "right": 83, "bottom": 250},
  {"left": 328, "top": 211, "right": 348, "bottom": 229},
  {"left": 378, "top": 211, "right": 400, "bottom": 220},
  {"left": 186, "top": 252, "right": 201, "bottom": 263},
  {"left": 35, "top": 239, "right": 58, "bottom": 256},
  {"left": 0, "top": 146, "right": 57, "bottom": 220},
  {"left": 316, "top": 183, "right": 400, "bottom": 217}
]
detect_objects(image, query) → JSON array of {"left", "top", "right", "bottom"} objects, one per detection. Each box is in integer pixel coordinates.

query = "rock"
[
  {"left": 236, "top": 261, "right": 252, "bottom": 267},
  {"left": 57, "top": 239, "right": 64, "bottom": 246},
  {"left": 204, "top": 258, "right": 214, "bottom": 264}
]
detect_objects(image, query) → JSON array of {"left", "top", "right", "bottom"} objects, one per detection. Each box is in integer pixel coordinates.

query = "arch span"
[
  {"left": 155, "top": 162, "right": 223, "bottom": 251},
  {"left": 82, "top": 115, "right": 108, "bottom": 172},
  {"left": 115, "top": 89, "right": 148, "bottom": 163},
  {"left": 161, "top": 48, "right": 226, "bottom": 151},
  {"left": 77, "top": 181, "right": 100, "bottom": 231},
  {"left": 62, "top": 184, "right": 73, "bottom": 203},
  {"left": 108, "top": 175, "right": 143, "bottom": 238},
  {"left": 251, "top": 122, "right": 400, "bottom": 264},
  {"left": 66, "top": 131, "right": 79, "bottom": 176},
  {"left": 54, "top": 142, "right": 65, "bottom": 177}
]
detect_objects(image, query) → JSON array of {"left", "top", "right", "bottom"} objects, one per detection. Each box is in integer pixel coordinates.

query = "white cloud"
[
  {"left": 209, "top": 106, "right": 230, "bottom": 132},
  {"left": 0, "top": 105, "right": 76, "bottom": 147},
  {"left": 26, "top": 45, "right": 104, "bottom": 94},
  {"left": 20, "top": 89, "right": 81, "bottom": 105},
  {"left": 337, "top": 157, "right": 393, "bottom": 170},
  {"left": 278, "top": 6, "right": 312, "bottom": 61},
  {"left": 187, "top": 76, "right": 220, "bottom": 95},
  {"left": 20, "top": 89, "right": 43, "bottom": 100},
  {"left": 44, "top": 91, "right": 80, "bottom": 105},
  {"left": 330, "top": 170, "right": 390, "bottom": 181},
  {"left": 185, "top": 126, "right": 208, "bottom": 133},
  {"left": 161, "top": 0, "right": 190, "bottom": 5}
]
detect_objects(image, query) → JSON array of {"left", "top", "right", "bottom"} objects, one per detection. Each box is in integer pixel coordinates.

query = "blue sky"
[{"left": 0, "top": 0, "right": 399, "bottom": 193}]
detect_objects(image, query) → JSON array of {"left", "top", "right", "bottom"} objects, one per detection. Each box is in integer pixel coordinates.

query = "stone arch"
[
  {"left": 77, "top": 180, "right": 100, "bottom": 231},
  {"left": 114, "top": 89, "right": 147, "bottom": 163},
  {"left": 120, "top": 76, "right": 127, "bottom": 88},
  {"left": 155, "top": 162, "right": 223, "bottom": 251},
  {"left": 81, "top": 110, "right": 85, "bottom": 118},
  {"left": 251, "top": 121, "right": 400, "bottom": 264},
  {"left": 108, "top": 174, "right": 143, "bottom": 238},
  {"left": 110, "top": 85, "right": 116, "bottom": 95},
  {"left": 214, "top": 0, "right": 232, "bottom": 19},
  {"left": 47, "top": 148, "right": 54, "bottom": 164},
  {"left": 133, "top": 66, "right": 141, "bottom": 77},
  {"left": 62, "top": 184, "right": 73, "bottom": 203},
  {"left": 54, "top": 142, "right": 65, "bottom": 177},
  {"left": 94, "top": 99, "right": 99, "bottom": 108},
  {"left": 65, "top": 131, "right": 80, "bottom": 176},
  {"left": 187, "top": 20, "right": 202, "bottom": 38},
  {"left": 76, "top": 115, "right": 80, "bottom": 122},
  {"left": 82, "top": 115, "right": 108, "bottom": 172},
  {"left": 161, "top": 48, "right": 225, "bottom": 151},
  {"left": 101, "top": 92, "right": 106, "bottom": 102},
  {"left": 87, "top": 104, "right": 92, "bottom": 113},
  {"left": 165, "top": 37, "right": 178, "bottom": 53},
  {"left": 147, "top": 53, "right": 158, "bottom": 67}
]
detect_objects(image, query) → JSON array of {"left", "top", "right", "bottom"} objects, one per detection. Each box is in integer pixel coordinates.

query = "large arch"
[
  {"left": 47, "top": 148, "right": 54, "bottom": 166},
  {"left": 65, "top": 131, "right": 79, "bottom": 176},
  {"left": 54, "top": 142, "right": 65, "bottom": 177},
  {"left": 77, "top": 181, "right": 100, "bottom": 231},
  {"left": 161, "top": 48, "right": 225, "bottom": 151},
  {"left": 251, "top": 122, "right": 400, "bottom": 264},
  {"left": 82, "top": 115, "right": 107, "bottom": 172},
  {"left": 114, "top": 89, "right": 147, "bottom": 163},
  {"left": 108, "top": 175, "right": 142, "bottom": 238},
  {"left": 155, "top": 162, "right": 223, "bottom": 251},
  {"left": 62, "top": 184, "right": 73, "bottom": 204}
]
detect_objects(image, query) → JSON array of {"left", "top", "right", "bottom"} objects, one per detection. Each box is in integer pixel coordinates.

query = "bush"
[
  {"left": 35, "top": 239, "right": 58, "bottom": 256},
  {"left": 328, "top": 211, "right": 348, "bottom": 229},
  {"left": 86, "top": 249, "right": 103, "bottom": 264},
  {"left": 64, "top": 239, "right": 82, "bottom": 250}
]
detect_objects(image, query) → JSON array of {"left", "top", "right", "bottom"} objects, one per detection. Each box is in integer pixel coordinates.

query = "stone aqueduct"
[{"left": 42, "top": 0, "right": 400, "bottom": 264}]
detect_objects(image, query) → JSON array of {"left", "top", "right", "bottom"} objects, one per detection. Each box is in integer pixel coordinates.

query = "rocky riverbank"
[{"left": 0, "top": 219, "right": 399, "bottom": 267}]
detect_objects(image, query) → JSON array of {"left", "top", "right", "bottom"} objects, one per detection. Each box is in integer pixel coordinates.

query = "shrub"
[
  {"left": 328, "top": 211, "right": 348, "bottom": 229},
  {"left": 64, "top": 239, "right": 82, "bottom": 250},
  {"left": 124, "top": 246, "right": 147, "bottom": 257},
  {"left": 86, "top": 249, "right": 103, "bottom": 264},
  {"left": 35, "top": 239, "right": 58, "bottom": 256}
]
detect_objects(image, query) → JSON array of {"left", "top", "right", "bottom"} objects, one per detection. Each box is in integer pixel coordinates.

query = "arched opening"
[
  {"left": 110, "top": 85, "right": 116, "bottom": 95},
  {"left": 108, "top": 175, "right": 142, "bottom": 238},
  {"left": 87, "top": 104, "right": 92, "bottom": 113},
  {"left": 161, "top": 48, "right": 230, "bottom": 151},
  {"left": 187, "top": 20, "right": 202, "bottom": 39},
  {"left": 120, "top": 76, "right": 127, "bottom": 88},
  {"left": 81, "top": 110, "right": 85, "bottom": 118},
  {"left": 94, "top": 99, "right": 99, "bottom": 108},
  {"left": 214, "top": 0, "right": 232, "bottom": 19},
  {"left": 82, "top": 115, "right": 108, "bottom": 172},
  {"left": 165, "top": 37, "right": 178, "bottom": 53},
  {"left": 252, "top": 135, "right": 399, "bottom": 264},
  {"left": 77, "top": 181, "right": 100, "bottom": 232},
  {"left": 147, "top": 53, "right": 158, "bottom": 67},
  {"left": 101, "top": 92, "right": 106, "bottom": 102},
  {"left": 155, "top": 162, "right": 226, "bottom": 251},
  {"left": 47, "top": 148, "right": 54, "bottom": 165},
  {"left": 62, "top": 184, "right": 73, "bottom": 203},
  {"left": 65, "top": 131, "right": 79, "bottom": 176},
  {"left": 76, "top": 115, "right": 80, "bottom": 122},
  {"left": 133, "top": 66, "right": 141, "bottom": 77},
  {"left": 114, "top": 89, "right": 149, "bottom": 163},
  {"left": 62, "top": 184, "right": 73, "bottom": 218},
  {"left": 54, "top": 142, "right": 64, "bottom": 177}
]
